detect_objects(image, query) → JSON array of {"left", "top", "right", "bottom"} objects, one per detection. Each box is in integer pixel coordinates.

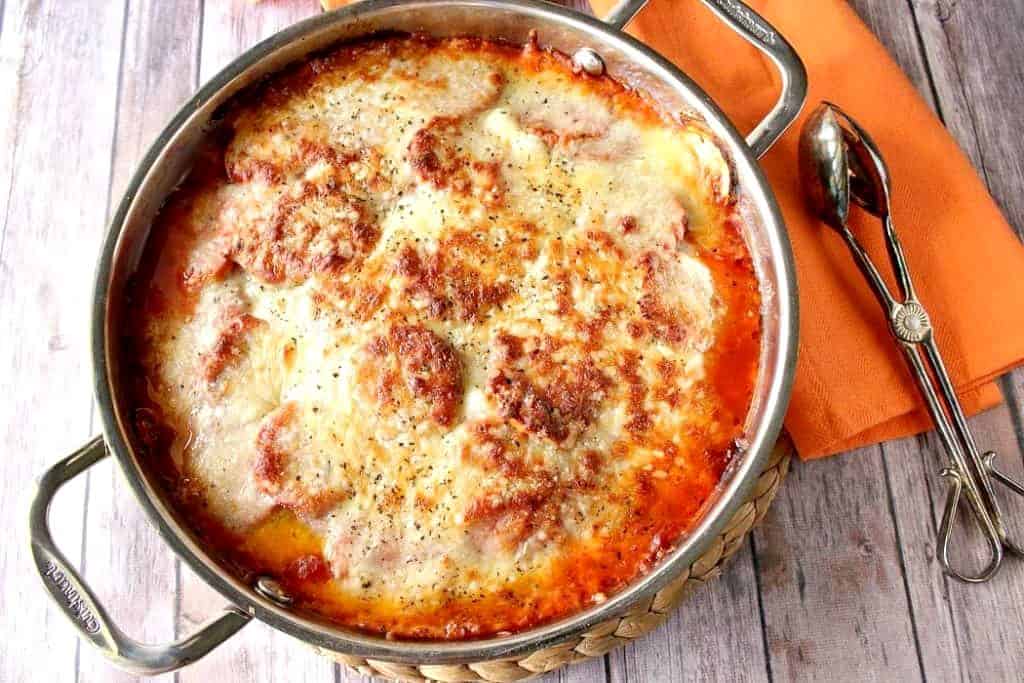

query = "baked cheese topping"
[{"left": 123, "top": 35, "right": 761, "bottom": 639}]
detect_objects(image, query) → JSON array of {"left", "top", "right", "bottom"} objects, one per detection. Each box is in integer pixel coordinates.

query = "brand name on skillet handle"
[
  {"left": 45, "top": 561, "right": 101, "bottom": 634},
  {"left": 710, "top": 0, "right": 778, "bottom": 45}
]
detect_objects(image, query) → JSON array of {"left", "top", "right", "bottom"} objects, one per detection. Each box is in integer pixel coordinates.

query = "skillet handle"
[
  {"left": 28, "top": 435, "right": 252, "bottom": 675},
  {"left": 602, "top": 0, "right": 808, "bottom": 159},
  {"left": 602, "top": 0, "right": 649, "bottom": 29}
]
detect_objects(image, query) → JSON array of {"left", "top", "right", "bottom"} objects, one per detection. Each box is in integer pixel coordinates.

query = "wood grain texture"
[
  {"left": 199, "top": 0, "right": 319, "bottom": 83},
  {"left": 878, "top": 436, "right": 963, "bottom": 683},
  {"left": 4, "top": 0, "right": 1024, "bottom": 682},
  {"left": 868, "top": 1, "right": 1024, "bottom": 680},
  {"left": 76, "top": 2, "right": 203, "bottom": 682},
  {"left": 909, "top": 0, "right": 1024, "bottom": 238},
  {"left": 829, "top": 3, "right": 964, "bottom": 682},
  {"left": 608, "top": 542, "right": 770, "bottom": 683},
  {"left": 753, "top": 447, "right": 922, "bottom": 681},
  {"left": 891, "top": 407, "right": 1024, "bottom": 683},
  {"left": 749, "top": 3, "right": 966, "bottom": 681},
  {"left": 907, "top": 0, "right": 1024, "bottom": 473},
  {"left": 0, "top": 2, "right": 126, "bottom": 682},
  {"left": 903, "top": 0, "right": 1024, "bottom": 448}
]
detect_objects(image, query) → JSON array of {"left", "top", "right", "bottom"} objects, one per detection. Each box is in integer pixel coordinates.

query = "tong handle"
[
  {"left": 881, "top": 215, "right": 916, "bottom": 304},
  {"left": 921, "top": 339, "right": 1005, "bottom": 524},
  {"left": 982, "top": 451, "right": 1024, "bottom": 556},
  {"left": 897, "top": 331, "right": 1007, "bottom": 581},
  {"left": 838, "top": 224, "right": 898, "bottom": 311},
  {"left": 919, "top": 332, "right": 1024, "bottom": 559},
  {"left": 938, "top": 467, "right": 1003, "bottom": 583},
  {"left": 936, "top": 449, "right": 1024, "bottom": 583}
]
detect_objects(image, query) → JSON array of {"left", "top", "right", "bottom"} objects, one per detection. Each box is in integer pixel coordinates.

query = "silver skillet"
[{"left": 29, "top": 0, "right": 805, "bottom": 674}]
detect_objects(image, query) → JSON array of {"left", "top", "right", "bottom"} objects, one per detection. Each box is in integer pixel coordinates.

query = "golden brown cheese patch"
[
  {"left": 361, "top": 324, "right": 464, "bottom": 427},
  {"left": 122, "top": 35, "right": 761, "bottom": 640},
  {"left": 487, "top": 332, "right": 611, "bottom": 444}
]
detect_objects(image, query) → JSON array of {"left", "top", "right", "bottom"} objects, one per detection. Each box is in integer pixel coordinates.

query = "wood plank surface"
[
  {"left": 902, "top": 406, "right": 1024, "bottom": 683},
  {"left": 909, "top": 0, "right": 1024, "bottom": 238},
  {"left": 754, "top": 446, "right": 923, "bottom": 681},
  {"left": 608, "top": 542, "right": 770, "bottom": 683},
  {"left": 199, "top": 0, "right": 318, "bottom": 83},
  {"left": 0, "top": 2, "right": 126, "bottom": 682},
  {"left": 75, "top": 2, "right": 203, "bottom": 682},
  {"left": 833, "top": 5, "right": 968, "bottom": 681},
  {"left": 770, "top": 3, "right": 1024, "bottom": 682},
  {"left": 882, "top": 2, "right": 1024, "bottom": 680},
  {"left": 906, "top": 0, "right": 1024, "bottom": 475},
  {"left": 908, "top": 0, "right": 1024, "bottom": 476},
  {"left": 908, "top": 0, "right": 1024, "bottom": 465},
  {"left": 3, "top": 1, "right": 1024, "bottom": 682}
]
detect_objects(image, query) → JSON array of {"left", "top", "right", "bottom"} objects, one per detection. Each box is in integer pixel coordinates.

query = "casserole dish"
[{"left": 29, "top": 0, "right": 805, "bottom": 677}]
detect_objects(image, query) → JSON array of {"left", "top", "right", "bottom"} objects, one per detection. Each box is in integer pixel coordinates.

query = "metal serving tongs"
[{"left": 799, "top": 102, "right": 1024, "bottom": 582}]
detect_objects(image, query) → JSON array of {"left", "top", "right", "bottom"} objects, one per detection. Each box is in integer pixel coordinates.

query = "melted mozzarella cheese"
[{"left": 128, "top": 36, "right": 753, "bottom": 639}]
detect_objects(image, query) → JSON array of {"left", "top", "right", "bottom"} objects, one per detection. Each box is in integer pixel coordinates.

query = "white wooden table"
[{"left": 3, "top": 1, "right": 1023, "bottom": 681}]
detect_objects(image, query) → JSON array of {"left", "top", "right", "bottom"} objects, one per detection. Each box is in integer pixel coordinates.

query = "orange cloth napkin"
[{"left": 592, "top": 0, "right": 1024, "bottom": 458}]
